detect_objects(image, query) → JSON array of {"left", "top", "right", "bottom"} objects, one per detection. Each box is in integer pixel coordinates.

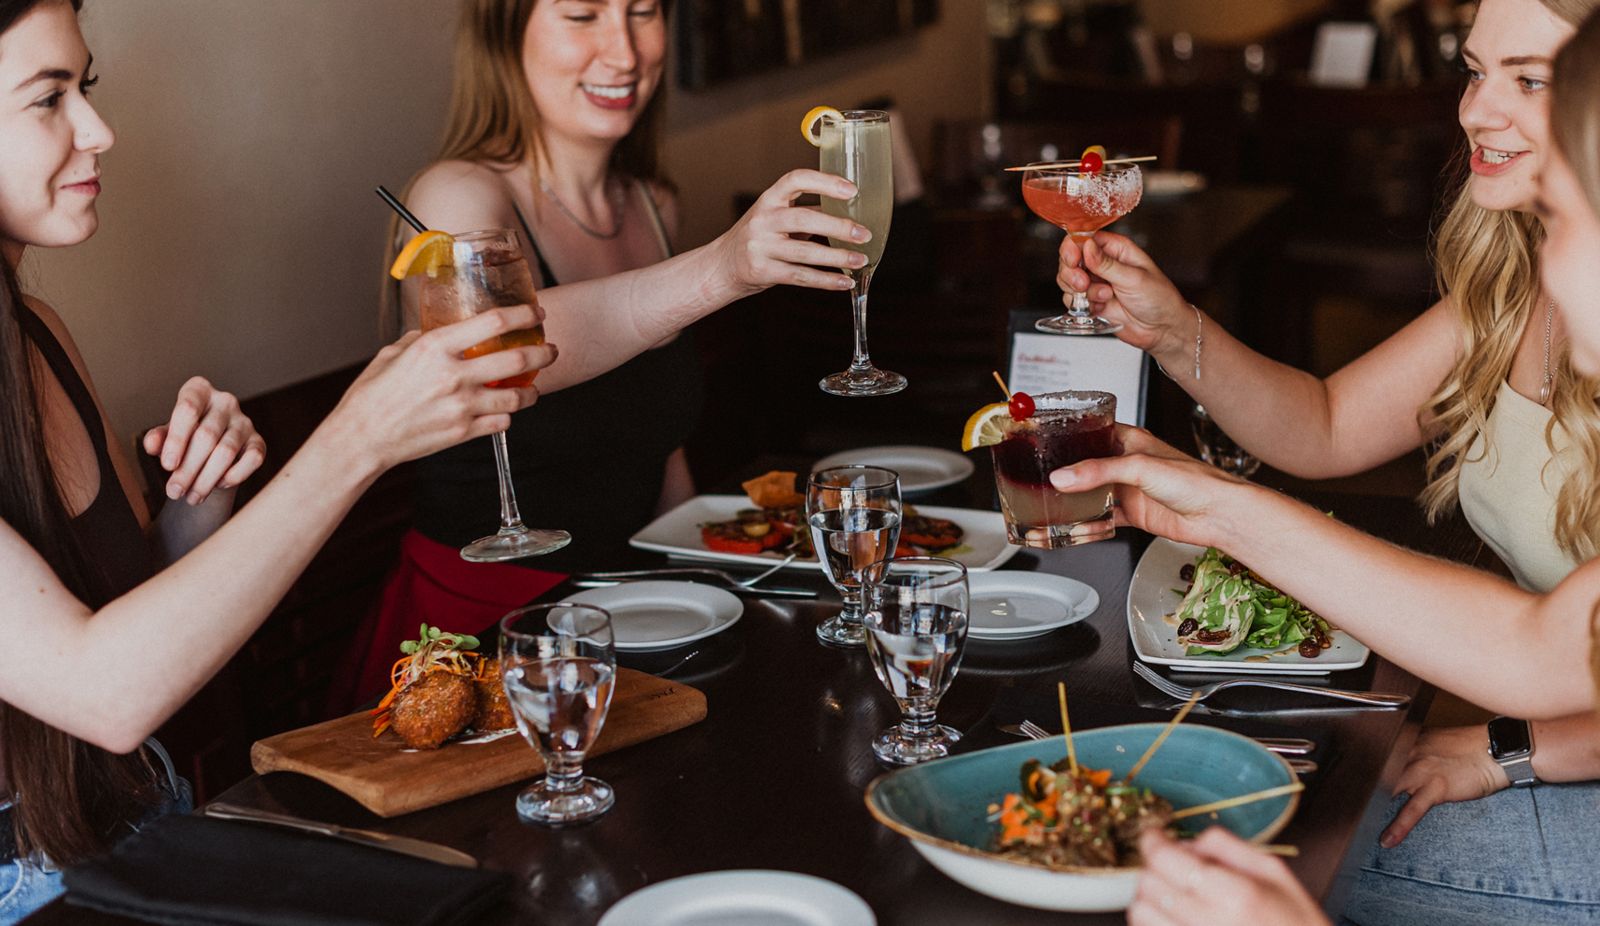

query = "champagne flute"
[
  {"left": 415, "top": 228, "right": 571, "bottom": 561},
  {"left": 807, "top": 465, "right": 902, "bottom": 647},
  {"left": 863, "top": 557, "right": 968, "bottom": 765},
  {"left": 818, "top": 110, "right": 906, "bottom": 396},
  {"left": 499, "top": 603, "right": 616, "bottom": 825}
]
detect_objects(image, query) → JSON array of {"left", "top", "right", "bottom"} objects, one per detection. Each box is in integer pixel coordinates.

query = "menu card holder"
[{"left": 1006, "top": 309, "right": 1148, "bottom": 427}]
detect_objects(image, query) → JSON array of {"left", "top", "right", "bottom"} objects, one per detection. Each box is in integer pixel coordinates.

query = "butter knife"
[{"left": 201, "top": 803, "right": 478, "bottom": 868}]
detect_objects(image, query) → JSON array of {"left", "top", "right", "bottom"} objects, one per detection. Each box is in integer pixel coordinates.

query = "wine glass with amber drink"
[{"left": 1022, "top": 154, "right": 1143, "bottom": 335}]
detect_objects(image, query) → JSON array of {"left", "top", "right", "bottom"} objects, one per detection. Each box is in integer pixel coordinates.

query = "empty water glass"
[
  {"left": 1192, "top": 404, "right": 1261, "bottom": 477},
  {"left": 863, "top": 557, "right": 968, "bottom": 765}
]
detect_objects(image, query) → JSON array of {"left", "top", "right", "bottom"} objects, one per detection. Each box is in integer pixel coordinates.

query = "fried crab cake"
[
  {"left": 390, "top": 670, "right": 475, "bottom": 749},
  {"left": 473, "top": 663, "right": 516, "bottom": 732}
]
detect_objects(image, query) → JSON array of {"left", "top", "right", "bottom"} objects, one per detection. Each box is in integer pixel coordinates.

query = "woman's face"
[
  {"left": 1537, "top": 152, "right": 1600, "bottom": 375},
  {"left": 0, "top": 0, "right": 112, "bottom": 260},
  {"left": 522, "top": 0, "right": 665, "bottom": 153},
  {"left": 1458, "top": 0, "right": 1574, "bottom": 213}
]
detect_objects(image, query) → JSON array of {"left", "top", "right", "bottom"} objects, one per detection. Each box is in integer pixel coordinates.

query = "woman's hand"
[
  {"left": 1379, "top": 725, "right": 1507, "bottom": 848},
  {"left": 1049, "top": 425, "right": 1250, "bottom": 549},
  {"left": 326, "top": 305, "right": 556, "bottom": 473},
  {"left": 714, "top": 169, "right": 874, "bottom": 297},
  {"left": 1058, "top": 232, "right": 1193, "bottom": 354},
  {"left": 1129, "top": 829, "right": 1329, "bottom": 926},
  {"left": 142, "top": 377, "right": 266, "bottom": 506}
]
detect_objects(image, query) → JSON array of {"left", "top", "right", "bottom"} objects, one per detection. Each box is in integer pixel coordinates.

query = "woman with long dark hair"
[{"left": 0, "top": 1, "right": 553, "bottom": 918}]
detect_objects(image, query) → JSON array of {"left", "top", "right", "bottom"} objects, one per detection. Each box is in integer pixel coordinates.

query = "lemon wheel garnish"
[
  {"left": 388, "top": 230, "right": 455, "bottom": 281},
  {"left": 801, "top": 105, "right": 843, "bottom": 147},
  {"left": 961, "top": 403, "right": 1013, "bottom": 452}
]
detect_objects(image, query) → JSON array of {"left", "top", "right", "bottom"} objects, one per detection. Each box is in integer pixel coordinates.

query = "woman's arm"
[
  {"left": 1056, "top": 428, "right": 1600, "bottom": 718},
  {"left": 0, "top": 307, "right": 552, "bottom": 753},
  {"left": 405, "top": 162, "right": 870, "bottom": 393},
  {"left": 1059, "top": 233, "right": 1461, "bottom": 477}
]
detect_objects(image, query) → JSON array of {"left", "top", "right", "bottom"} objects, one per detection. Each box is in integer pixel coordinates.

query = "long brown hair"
[
  {"left": 0, "top": 0, "right": 160, "bottom": 865},
  {"left": 381, "top": 0, "right": 670, "bottom": 336},
  {"left": 1420, "top": 0, "right": 1600, "bottom": 565}
]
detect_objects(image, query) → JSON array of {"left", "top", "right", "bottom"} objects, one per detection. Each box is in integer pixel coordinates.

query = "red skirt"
[{"left": 326, "top": 529, "right": 566, "bottom": 715}]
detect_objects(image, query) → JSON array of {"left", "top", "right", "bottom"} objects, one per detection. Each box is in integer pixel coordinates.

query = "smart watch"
[{"left": 1487, "top": 716, "right": 1537, "bottom": 788}]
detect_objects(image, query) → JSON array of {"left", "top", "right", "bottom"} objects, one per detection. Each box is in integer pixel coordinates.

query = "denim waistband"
[{"left": 0, "top": 803, "right": 15, "bottom": 864}]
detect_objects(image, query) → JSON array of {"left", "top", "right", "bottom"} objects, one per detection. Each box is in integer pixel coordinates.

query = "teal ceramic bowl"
[{"left": 864, "top": 723, "right": 1298, "bottom": 912}]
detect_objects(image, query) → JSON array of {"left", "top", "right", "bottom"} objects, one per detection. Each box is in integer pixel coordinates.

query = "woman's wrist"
[
  {"left": 1149, "top": 300, "right": 1206, "bottom": 379},
  {"left": 299, "top": 414, "right": 386, "bottom": 496}
]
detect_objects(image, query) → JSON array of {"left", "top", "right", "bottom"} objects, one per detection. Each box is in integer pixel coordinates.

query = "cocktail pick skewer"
[
  {"left": 1004, "top": 155, "right": 1159, "bottom": 172},
  {"left": 1125, "top": 690, "right": 1200, "bottom": 782},
  {"left": 1057, "top": 682, "right": 1078, "bottom": 777},
  {"left": 992, "top": 370, "right": 1013, "bottom": 401},
  {"left": 1259, "top": 845, "right": 1300, "bottom": 858},
  {"left": 1171, "top": 782, "right": 1305, "bottom": 821},
  {"left": 376, "top": 185, "right": 427, "bottom": 233}
]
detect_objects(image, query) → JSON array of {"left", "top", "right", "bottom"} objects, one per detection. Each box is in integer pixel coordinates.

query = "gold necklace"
[
  {"left": 539, "top": 177, "right": 623, "bottom": 240},
  {"left": 1539, "top": 299, "right": 1555, "bottom": 406}
]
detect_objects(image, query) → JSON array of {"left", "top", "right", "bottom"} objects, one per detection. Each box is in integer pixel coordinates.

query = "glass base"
[
  {"left": 873, "top": 723, "right": 961, "bottom": 766},
  {"left": 516, "top": 776, "right": 613, "bottom": 826},
  {"left": 462, "top": 527, "right": 572, "bottom": 563},
  {"left": 1007, "top": 513, "right": 1116, "bottom": 549},
  {"left": 816, "top": 613, "right": 866, "bottom": 648},
  {"left": 1035, "top": 314, "right": 1121, "bottom": 336},
  {"left": 819, "top": 367, "right": 907, "bottom": 397}
]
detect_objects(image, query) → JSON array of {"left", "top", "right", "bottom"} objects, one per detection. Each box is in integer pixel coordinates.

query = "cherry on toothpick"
[
  {"left": 1009, "top": 392, "right": 1036, "bottom": 420},
  {"left": 1080, "top": 151, "right": 1104, "bottom": 175}
]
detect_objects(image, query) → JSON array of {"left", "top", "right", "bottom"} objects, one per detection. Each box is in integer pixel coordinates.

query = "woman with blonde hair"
[
  {"left": 338, "top": 0, "right": 874, "bottom": 705},
  {"left": 1057, "top": 0, "right": 1600, "bottom": 873},
  {"left": 1081, "top": 11, "right": 1600, "bottom": 923}
]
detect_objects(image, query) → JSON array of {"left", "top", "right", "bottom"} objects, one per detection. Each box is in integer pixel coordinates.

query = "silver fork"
[
  {"left": 1132, "top": 661, "right": 1409, "bottom": 709},
  {"left": 1016, "top": 719, "right": 1317, "bottom": 774},
  {"left": 572, "top": 554, "right": 808, "bottom": 594}
]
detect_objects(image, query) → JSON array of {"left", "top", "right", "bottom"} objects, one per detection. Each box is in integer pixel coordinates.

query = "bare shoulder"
[
  {"left": 407, "top": 159, "right": 520, "bottom": 233},
  {"left": 19, "top": 295, "right": 91, "bottom": 372}
]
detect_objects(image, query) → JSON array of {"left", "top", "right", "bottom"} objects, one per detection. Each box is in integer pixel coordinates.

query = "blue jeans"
[
  {"left": 1341, "top": 783, "right": 1600, "bottom": 925},
  {"left": 0, "top": 739, "right": 191, "bottom": 926}
]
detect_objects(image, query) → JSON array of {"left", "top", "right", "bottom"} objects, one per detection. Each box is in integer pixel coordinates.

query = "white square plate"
[
  {"left": 629, "top": 495, "right": 1020, "bottom": 573},
  {"left": 1127, "top": 537, "right": 1369, "bottom": 674}
]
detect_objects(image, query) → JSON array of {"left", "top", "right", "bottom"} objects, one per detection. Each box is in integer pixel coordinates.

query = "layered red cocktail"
[{"left": 990, "top": 391, "right": 1120, "bottom": 548}]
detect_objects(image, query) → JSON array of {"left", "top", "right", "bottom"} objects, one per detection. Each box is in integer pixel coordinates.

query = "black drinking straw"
[{"left": 376, "top": 185, "right": 428, "bottom": 233}]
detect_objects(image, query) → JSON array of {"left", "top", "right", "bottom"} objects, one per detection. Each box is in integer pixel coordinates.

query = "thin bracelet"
[{"left": 1192, "top": 304, "right": 1203, "bottom": 381}]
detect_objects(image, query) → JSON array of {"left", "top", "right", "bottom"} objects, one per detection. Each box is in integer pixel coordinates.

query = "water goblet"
[
  {"left": 1192, "top": 404, "right": 1261, "bottom": 477},
  {"left": 862, "top": 557, "right": 969, "bottom": 765},
  {"left": 499, "top": 603, "right": 616, "bottom": 825},
  {"left": 807, "top": 465, "right": 902, "bottom": 647}
]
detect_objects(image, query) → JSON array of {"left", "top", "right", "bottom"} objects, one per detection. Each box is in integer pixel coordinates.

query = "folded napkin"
[{"left": 63, "top": 814, "right": 509, "bottom": 926}]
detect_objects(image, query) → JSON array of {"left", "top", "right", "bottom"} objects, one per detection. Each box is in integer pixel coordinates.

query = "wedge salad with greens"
[{"left": 1172, "top": 548, "right": 1334, "bottom": 658}]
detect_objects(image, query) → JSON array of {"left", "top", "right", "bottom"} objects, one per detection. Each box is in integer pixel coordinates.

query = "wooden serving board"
[{"left": 251, "top": 669, "right": 706, "bottom": 817}]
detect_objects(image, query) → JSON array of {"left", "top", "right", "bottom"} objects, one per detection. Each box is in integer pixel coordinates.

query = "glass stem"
[
  {"left": 1067, "top": 233, "right": 1092, "bottom": 318},
  {"left": 900, "top": 700, "right": 936, "bottom": 739},
  {"left": 491, "top": 430, "right": 526, "bottom": 534},
  {"left": 545, "top": 753, "right": 583, "bottom": 793},
  {"left": 848, "top": 266, "right": 877, "bottom": 374},
  {"left": 839, "top": 585, "right": 863, "bottom": 625}
]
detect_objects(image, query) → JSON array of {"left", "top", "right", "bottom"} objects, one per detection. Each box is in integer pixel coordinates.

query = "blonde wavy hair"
[
  {"left": 1420, "top": 0, "right": 1600, "bottom": 564},
  {"left": 381, "top": 0, "right": 669, "bottom": 336}
]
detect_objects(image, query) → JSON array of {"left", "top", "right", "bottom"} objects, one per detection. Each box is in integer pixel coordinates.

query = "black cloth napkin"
[{"left": 63, "top": 814, "right": 510, "bottom": 926}]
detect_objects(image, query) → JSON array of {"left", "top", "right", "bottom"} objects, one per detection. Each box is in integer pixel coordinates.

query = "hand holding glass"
[
  {"left": 1023, "top": 163, "right": 1143, "bottom": 335},
  {"left": 807, "top": 465, "right": 902, "bottom": 647},
  {"left": 991, "top": 390, "right": 1121, "bottom": 548},
  {"left": 499, "top": 603, "right": 616, "bottom": 825},
  {"left": 863, "top": 557, "right": 968, "bottom": 765}
]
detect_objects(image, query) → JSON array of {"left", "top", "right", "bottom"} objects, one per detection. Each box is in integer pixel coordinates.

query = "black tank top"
[
  {"left": 411, "top": 182, "right": 704, "bottom": 571},
  {"left": 17, "top": 306, "right": 155, "bottom": 606}
]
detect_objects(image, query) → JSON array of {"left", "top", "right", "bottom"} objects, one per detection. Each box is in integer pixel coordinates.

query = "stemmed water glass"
[
  {"left": 807, "top": 465, "right": 902, "bottom": 647},
  {"left": 817, "top": 109, "right": 905, "bottom": 396},
  {"left": 499, "top": 603, "right": 616, "bottom": 825},
  {"left": 1021, "top": 162, "right": 1144, "bottom": 335},
  {"left": 414, "top": 228, "right": 571, "bottom": 561},
  {"left": 862, "top": 557, "right": 969, "bottom": 765}
]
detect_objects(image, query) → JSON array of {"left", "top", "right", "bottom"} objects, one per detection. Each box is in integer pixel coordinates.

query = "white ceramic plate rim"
[
  {"left": 629, "top": 495, "right": 1020, "bottom": 573},
  {"left": 565, "top": 581, "right": 743, "bottom": 653},
  {"left": 811, "top": 445, "right": 976, "bottom": 494},
  {"left": 597, "top": 870, "right": 876, "bottom": 926},
  {"left": 1126, "top": 537, "right": 1369, "bottom": 674},
  {"left": 965, "top": 572, "right": 1099, "bottom": 639}
]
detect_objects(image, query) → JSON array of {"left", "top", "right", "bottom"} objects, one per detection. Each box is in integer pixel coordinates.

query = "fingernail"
[
  {"left": 853, "top": 225, "right": 870, "bottom": 242},
  {"left": 851, "top": 253, "right": 868, "bottom": 268},
  {"left": 1380, "top": 835, "right": 1396, "bottom": 849},
  {"left": 836, "top": 276, "right": 854, "bottom": 289},
  {"left": 186, "top": 492, "right": 201, "bottom": 506},
  {"left": 1051, "top": 469, "right": 1077, "bottom": 489},
  {"left": 166, "top": 481, "right": 182, "bottom": 500}
]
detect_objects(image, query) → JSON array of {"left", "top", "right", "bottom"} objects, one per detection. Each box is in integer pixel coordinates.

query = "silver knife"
[
  {"left": 201, "top": 802, "right": 478, "bottom": 868},
  {"left": 569, "top": 577, "right": 818, "bottom": 598}
]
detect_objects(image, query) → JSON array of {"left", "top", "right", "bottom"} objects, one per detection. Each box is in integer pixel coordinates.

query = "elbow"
[{"left": 76, "top": 703, "right": 165, "bottom": 755}]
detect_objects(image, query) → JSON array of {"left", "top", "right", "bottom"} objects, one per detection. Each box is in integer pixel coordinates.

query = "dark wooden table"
[{"left": 35, "top": 481, "right": 1485, "bottom": 926}]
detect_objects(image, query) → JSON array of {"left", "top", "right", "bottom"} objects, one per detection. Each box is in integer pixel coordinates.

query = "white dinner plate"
[
  {"left": 629, "top": 495, "right": 1020, "bottom": 573},
  {"left": 565, "top": 581, "right": 743, "bottom": 653},
  {"left": 812, "top": 445, "right": 975, "bottom": 495},
  {"left": 599, "top": 870, "right": 876, "bottom": 926},
  {"left": 1126, "top": 538, "right": 1370, "bottom": 674},
  {"left": 966, "top": 572, "right": 1098, "bottom": 640}
]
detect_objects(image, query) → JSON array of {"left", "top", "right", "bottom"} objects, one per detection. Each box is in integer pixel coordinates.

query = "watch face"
[{"left": 1489, "top": 717, "right": 1532, "bottom": 757}]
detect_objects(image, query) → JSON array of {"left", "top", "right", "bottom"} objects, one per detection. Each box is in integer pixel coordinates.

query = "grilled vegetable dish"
[
  {"left": 1173, "top": 548, "right": 1334, "bottom": 658},
  {"left": 699, "top": 471, "right": 967, "bottom": 559},
  {"left": 991, "top": 759, "right": 1174, "bottom": 868}
]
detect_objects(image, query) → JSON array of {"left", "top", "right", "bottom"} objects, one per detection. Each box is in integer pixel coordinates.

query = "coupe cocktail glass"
[
  {"left": 499, "top": 603, "right": 616, "bottom": 825},
  {"left": 807, "top": 465, "right": 902, "bottom": 647},
  {"left": 1022, "top": 162, "right": 1143, "bottom": 335},
  {"left": 990, "top": 390, "right": 1120, "bottom": 548},
  {"left": 818, "top": 110, "right": 905, "bottom": 396},
  {"left": 415, "top": 228, "right": 571, "bottom": 561},
  {"left": 863, "top": 557, "right": 968, "bottom": 766}
]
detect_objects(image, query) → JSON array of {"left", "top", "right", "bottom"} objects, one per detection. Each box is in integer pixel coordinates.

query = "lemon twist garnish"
[
  {"left": 801, "top": 105, "right": 844, "bottom": 147},
  {"left": 388, "top": 230, "right": 455, "bottom": 281}
]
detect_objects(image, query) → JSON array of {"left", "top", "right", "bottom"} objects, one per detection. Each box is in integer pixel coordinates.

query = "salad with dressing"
[{"left": 1172, "top": 548, "right": 1334, "bottom": 658}]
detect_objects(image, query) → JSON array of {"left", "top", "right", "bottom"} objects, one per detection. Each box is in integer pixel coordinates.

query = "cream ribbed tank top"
[{"left": 1457, "top": 381, "right": 1581, "bottom": 592}]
